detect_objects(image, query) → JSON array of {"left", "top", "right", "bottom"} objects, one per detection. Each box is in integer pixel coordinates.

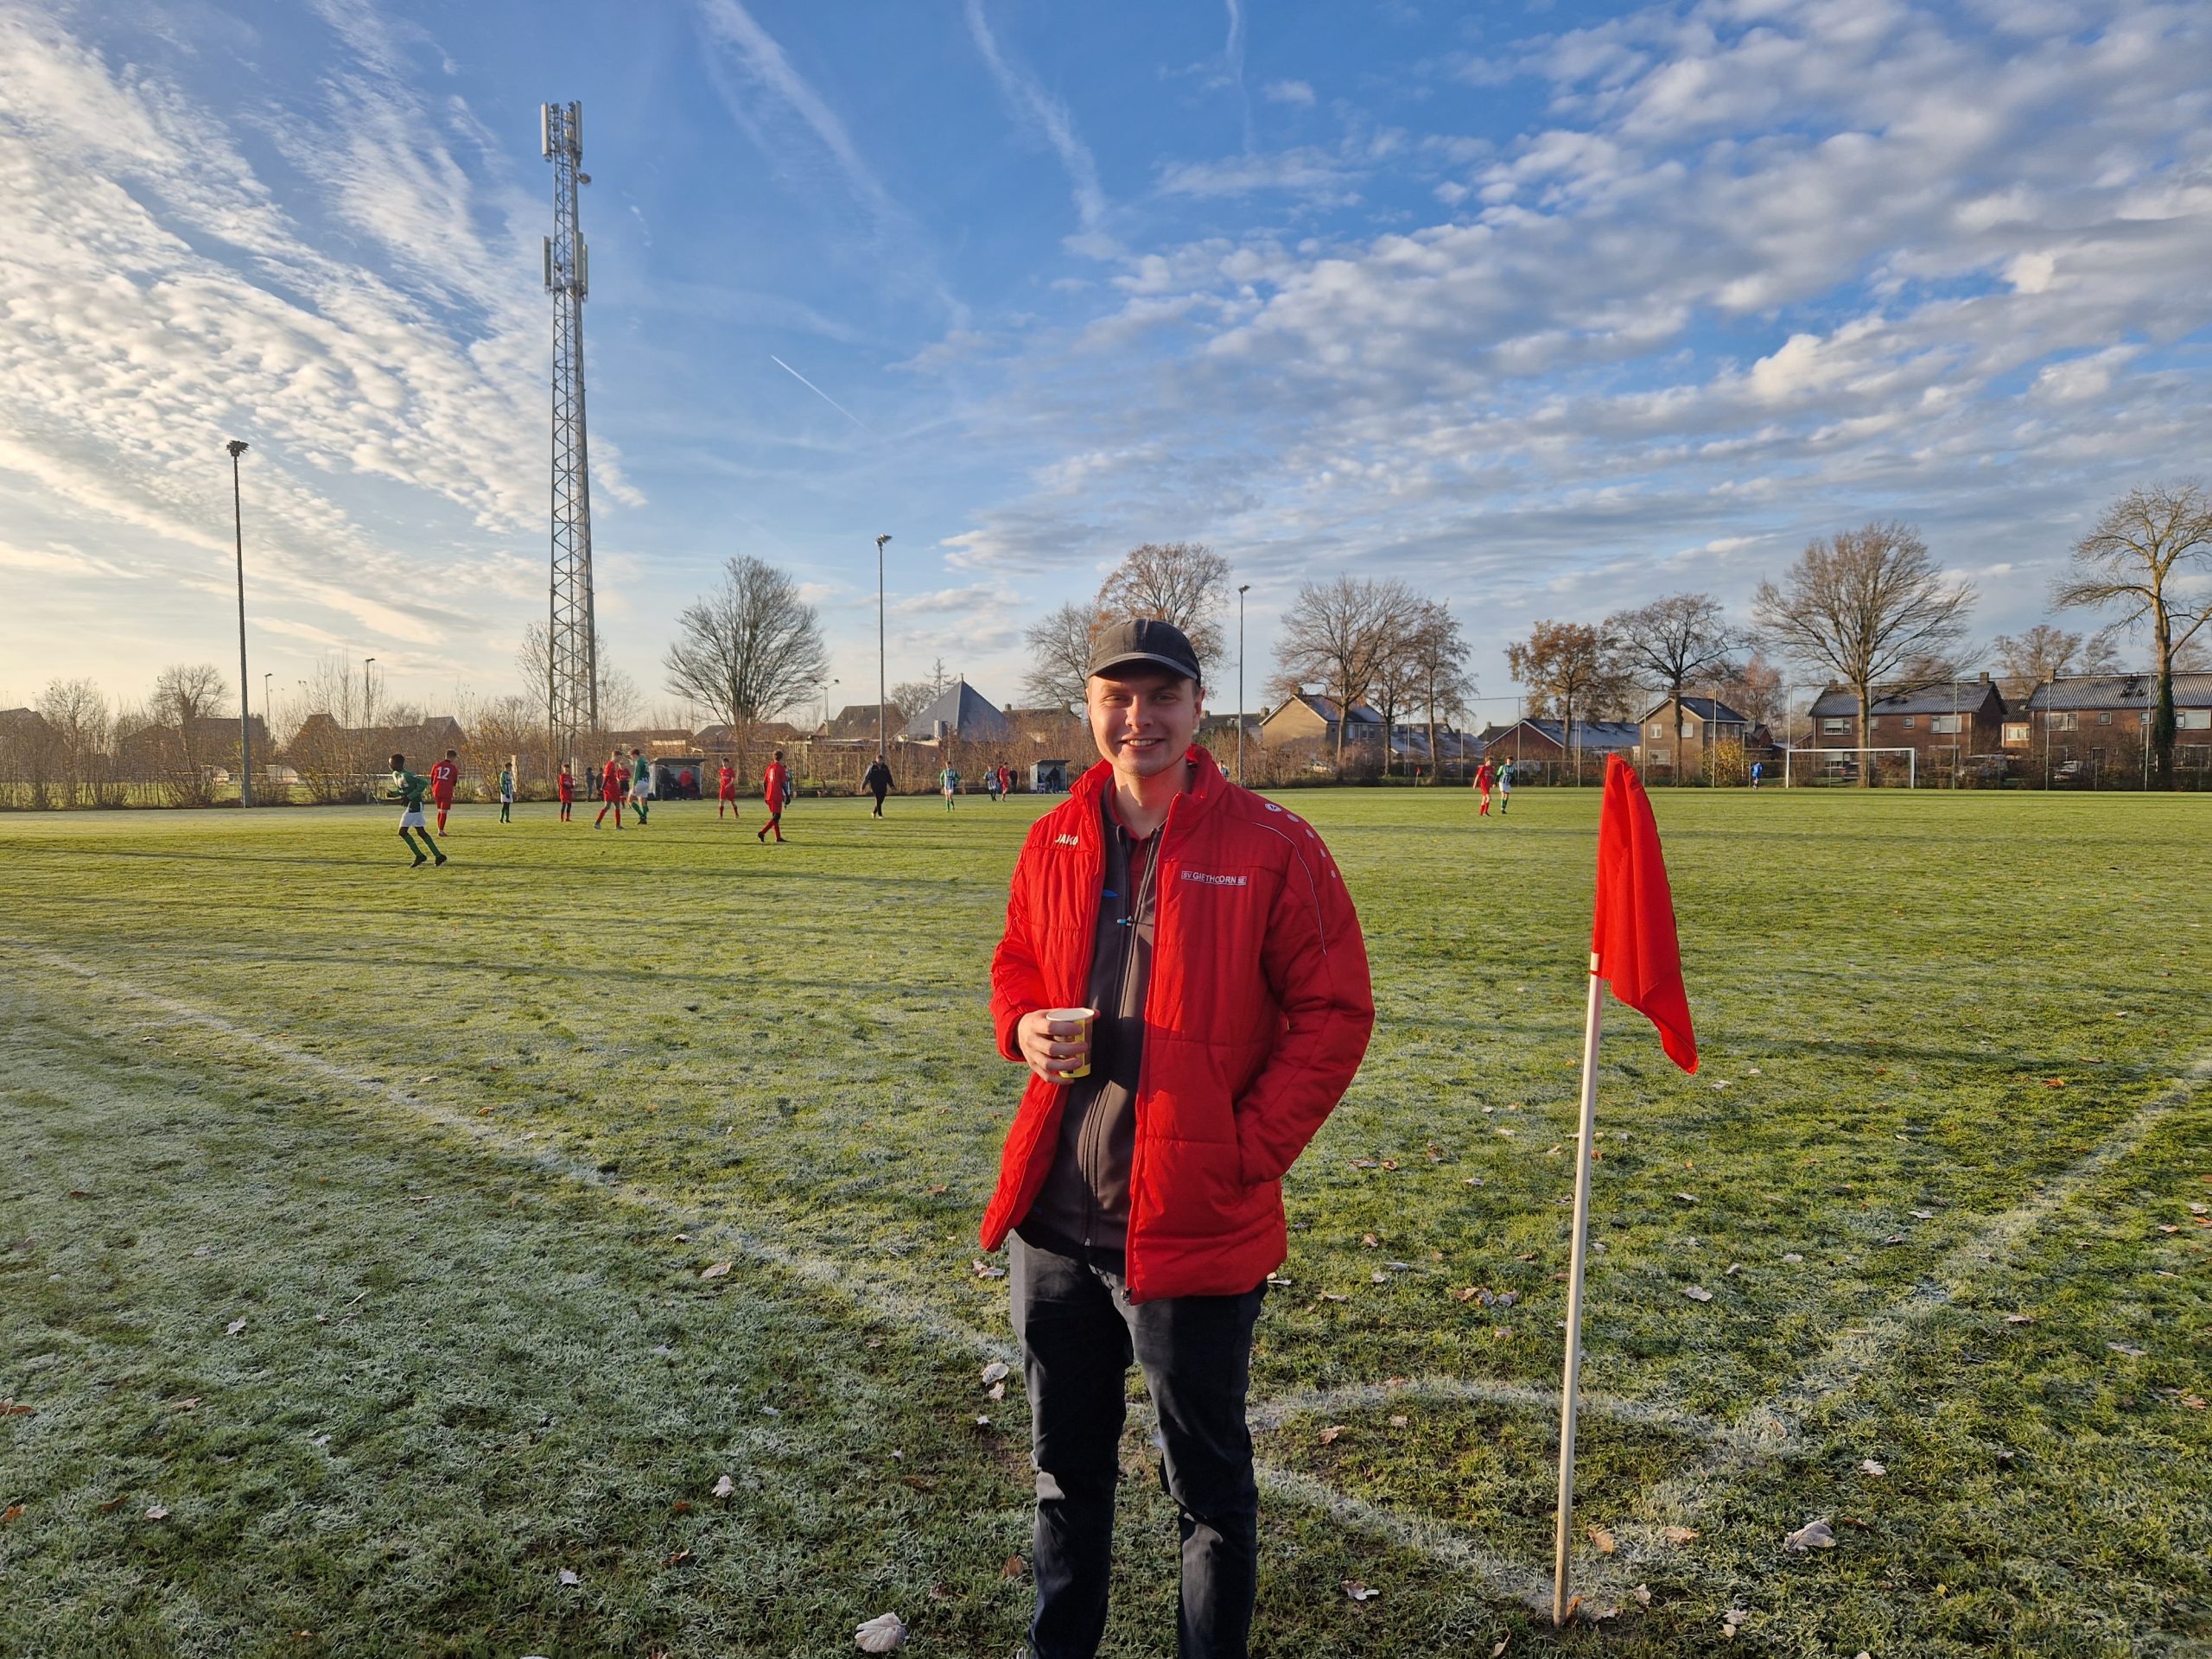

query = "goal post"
[{"left": 1780, "top": 746, "right": 1918, "bottom": 788}]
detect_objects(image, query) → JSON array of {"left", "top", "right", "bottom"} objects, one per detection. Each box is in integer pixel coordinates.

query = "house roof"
[
  {"left": 1269, "top": 690, "right": 1383, "bottom": 727},
  {"left": 1641, "top": 695, "right": 1750, "bottom": 725},
  {"left": 2023, "top": 671, "right": 2212, "bottom": 711},
  {"left": 1808, "top": 681, "right": 2002, "bottom": 717},
  {"left": 902, "top": 679, "right": 1011, "bottom": 741},
  {"left": 1479, "top": 717, "right": 1640, "bottom": 753}
]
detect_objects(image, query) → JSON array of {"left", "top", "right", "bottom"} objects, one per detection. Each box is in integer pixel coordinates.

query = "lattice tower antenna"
[{"left": 541, "top": 100, "right": 595, "bottom": 762}]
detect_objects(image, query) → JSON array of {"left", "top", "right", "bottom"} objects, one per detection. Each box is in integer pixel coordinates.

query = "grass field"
[{"left": 2, "top": 784, "right": 2208, "bottom": 1658}]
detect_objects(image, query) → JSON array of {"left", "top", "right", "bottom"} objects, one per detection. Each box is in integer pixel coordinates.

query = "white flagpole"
[{"left": 1552, "top": 950, "right": 1606, "bottom": 1624}]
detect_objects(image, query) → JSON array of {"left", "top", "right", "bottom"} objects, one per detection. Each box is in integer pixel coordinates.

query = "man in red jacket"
[{"left": 983, "top": 618, "right": 1373, "bottom": 1659}]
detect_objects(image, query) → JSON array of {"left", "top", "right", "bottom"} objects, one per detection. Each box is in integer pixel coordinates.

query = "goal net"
[{"left": 1779, "top": 747, "right": 1919, "bottom": 788}]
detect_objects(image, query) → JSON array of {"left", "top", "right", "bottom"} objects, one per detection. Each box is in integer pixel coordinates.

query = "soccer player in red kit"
[
  {"left": 716, "top": 760, "right": 738, "bottom": 820},
  {"left": 594, "top": 750, "right": 626, "bottom": 830},
  {"left": 557, "top": 763, "right": 575, "bottom": 822},
  {"left": 757, "top": 749, "right": 789, "bottom": 843},
  {"left": 430, "top": 749, "right": 460, "bottom": 833}
]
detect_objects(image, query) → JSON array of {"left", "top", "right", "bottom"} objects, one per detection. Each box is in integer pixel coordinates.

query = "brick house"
[
  {"left": 1806, "top": 679, "right": 2006, "bottom": 774},
  {"left": 1257, "top": 691, "right": 1384, "bottom": 753},
  {"left": 2020, "top": 672, "right": 2212, "bottom": 783},
  {"left": 1638, "top": 696, "right": 1751, "bottom": 779},
  {"left": 1470, "top": 717, "right": 1639, "bottom": 781}
]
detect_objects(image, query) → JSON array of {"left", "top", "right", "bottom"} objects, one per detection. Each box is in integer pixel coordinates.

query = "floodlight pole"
[
  {"left": 1236, "top": 582, "right": 1250, "bottom": 785},
  {"left": 227, "top": 440, "right": 254, "bottom": 807},
  {"left": 876, "top": 534, "right": 892, "bottom": 760}
]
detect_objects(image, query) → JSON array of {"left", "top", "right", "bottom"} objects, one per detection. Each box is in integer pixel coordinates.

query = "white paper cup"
[{"left": 1044, "top": 1007, "right": 1096, "bottom": 1080}]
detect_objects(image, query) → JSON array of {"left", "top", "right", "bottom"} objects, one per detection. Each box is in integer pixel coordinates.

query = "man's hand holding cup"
[{"left": 1019, "top": 1007, "right": 1096, "bottom": 1084}]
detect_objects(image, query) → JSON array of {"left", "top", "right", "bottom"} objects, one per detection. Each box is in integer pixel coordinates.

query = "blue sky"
[{"left": 3, "top": 0, "right": 2209, "bottom": 725}]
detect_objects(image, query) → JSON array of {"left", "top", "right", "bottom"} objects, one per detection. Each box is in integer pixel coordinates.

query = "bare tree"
[
  {"left": 37, "top": 677, "right": 111, "bottom": 808},
  {"left": 1506, "top": 620, "right": 1624, "bottom": 784},
  {"left": 1606, "top": 594, "right": 1738, "bottom": 780},
  {"left": 1362, "top": 581, "right": 1427, "bottom": 776},
  {"left": 1989, "top": 622, "right": 2121, "bottom": 697},
  {"left": 149, "top": 663, "right": 229, "bottom": 805},
  {"left": 893, "top": 658, "right": 957, "bottom": 727},
  {"left": 1272, "top": 576, "right": 1393, "bottom": 772},
  {"left": 1095, "top": 543, "right": 1230, "bottom": 671},
  {"left": 1020, "top": 601, "right": 1097, "bottom": 711},
  {"left": 1715, "top": 652, "right": 1785, "bottom": 733},
  {"left": 1751, "top": 522, "right": 1974, "bottom": 787},
  {"left": 664, "top": 556, "right": 831, "bottom": 744},
  {"left": 2055, "top": 482, "right": 2212, "bottom": 789},
  {"left": 518, "top": 620, "right": 635, "bottom": 734},
  {"left": 1403, "top": 600, "right": 1472, "bottom": 781}
]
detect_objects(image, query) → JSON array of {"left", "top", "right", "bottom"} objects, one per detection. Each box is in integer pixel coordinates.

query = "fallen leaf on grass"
[
  {"left": 1721, "top": 1608, "right": 1749, "bottom": 1638},
  {"left": 225, "top": 1319, "right": 247, "bottom": 1336},
  {"left": 854, "top": 1611, "right": 906, "bottom": 1651},
  {"left": 1724, "top": 1262, "right": 1742, "bottom": 1277},
  {"left": 1319, "top": 1292, "right": 1348, "bottom": 1302},
  {"left": 1662, "top": 1525, "right": 1700, "bottom": 1544},
  {"left": 1370, "top": 1270, "right": 1388, "bottom": 1284},
  {"left": 1463, "top": 1177, "right": 1485, "bottom": 1187},
  {"left": 143, "top": 1506, "right": 169, "bottom": 1522},
  {"left": 1880, "top": 1233, "right": 1907, "bottom": 1245},
  {"left": 988, "top": 1382, "right": 1005, "bottom": 1402},
  {"left": 2178, "top": 1393, "right": 2206, "bottom": 1410},
  {"left": 170, "top": 1397, "right": 200, "bottom": 1412},
  {"left": 972, "top": 1260, "right": 1007, "bottom": 1280},
  {"left": 1859, "top": 1459, "right": 1887, "bottom": 1477},
  {"left": 1910, "top": 1209, "right": 1936, "bottom": 1220},
  {"left": 711, "top": 1475, "right": 735, "bottom": 1499},
  {"left": 925, "top": 1185, "right": 948, "bottom": 1197},
  {"left": 981, "top": 1361, "right": 1010, "bottom": 1387},
  {"left": 699, "top": 1262, "right": 733, "bottom": 1281},
  {"left": 558, "top": 1568, "right": 582, "bottom": 1586},
  {"left": 1351, "top": 1159, "right": 1379, "bottom": 1169},
  {"left": 1781, "top": 1252, "right": 1804, "bottom": 1264},
  {"left": 666, "top": 1548, "right": 692, "bottom": 1566},
  {"left": 1491, "top": 1641, "right": 1509, "bottom": 1657},
  {"left": 1585, "top": 1525, "right": 1616, "bottom": 1554},
  {"left": 1633, "top": 1584, "right": 1651, "bottom": 1606},
  {"left": 1682, "top": 1286, "right": 1713, "bottom": 1303},
  {"left": 1341, "top": 1580, "right": 1379, "bottom": 1601},
  {"left": 1001, "top": 1554, "right": 1026, "bottom": 1578},
  {"left": 1361, "top": 1233, "right": 1379, "bottom": 1248},
  {"left": 2160, "top": 1224, "right": 2183, "bottom": 1234},
  {"left": 975, "top": 1414, "right": 992, "bottom": 1427},
  {"left": 1, "top": 1504, "right": 22, "bottom": 1525},
  {"left": 2107, "top": 1342, "right": 2146, "bottom": 1357},
  {"left": 1389, "top": 1413, "right": 1408, "bottom": 1427},
  {"left": 1674, "top": 1192, "right": 1698, "bottom": 1205},
  {"left": 1784, "top": 1518, "right": 1836, "bottom": 1550},
  {"left": 1319, "top": 1425, "right": 1348, "bottom": 1445},
  {"left": 1379, "top": 1160, "right": 1401, "bottom": 1171},
  {"left": 0, "top": 1401, "right": 35, "bottom": 1417},
  {"left": 2003, "top": 1313, "right": 2034, "bottom": 1325}
]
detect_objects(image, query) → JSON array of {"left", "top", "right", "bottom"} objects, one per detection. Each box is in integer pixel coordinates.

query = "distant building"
[
  {"left": 902, "top": 679, "right": 1011, "bottom": 745},
  {"left": 1258, "top": 691, "right": 1383, "bottom": 751},
  {"left": 2020, "top": 672, "right": 2212, "bottom": 779},
  {"left": 1638, "top": 696, "right": 1752, "bottom": 778},
  {"left": 1472, "top": 717, "right": 1639, "bottom": 780},
  {"left": 1807, "top": 679, "right": 2006, "bottom": 770}
]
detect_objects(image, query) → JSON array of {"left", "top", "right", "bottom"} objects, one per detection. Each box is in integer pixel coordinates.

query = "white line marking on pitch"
[{"left": 10, "top": 946, "right": 1009, "bottom": 1363}]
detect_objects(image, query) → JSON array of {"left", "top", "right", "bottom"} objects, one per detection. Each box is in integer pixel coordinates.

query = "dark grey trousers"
[{"left": 1008, "top": 1232, "right": 1267, "bottom": 1659}]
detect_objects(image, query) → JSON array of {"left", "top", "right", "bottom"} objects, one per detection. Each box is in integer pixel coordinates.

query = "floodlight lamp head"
[
  {"left": 876, "top": 534, "right": 891, "bottom": 549},
  {"left": 226, "top": 439, "right": 249, "bottom": 459},
  {"left": 1238, "top": 582, "right": 1250, "bottom": 594}
]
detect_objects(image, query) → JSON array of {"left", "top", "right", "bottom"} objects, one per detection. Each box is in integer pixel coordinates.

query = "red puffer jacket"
[{"left": 982, "top": 747, "right": 1374, "bottom": 1301}]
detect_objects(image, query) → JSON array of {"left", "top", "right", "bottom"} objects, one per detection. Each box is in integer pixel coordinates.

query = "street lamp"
[
  {"left": 227, "top": 440, "right": 253, "bottom": 807},
  {"left": 823, "top": 677, "right": 839, "bottom": 730},
  {"left": 1236, "top": 582, "right": 1251, "bottom": 785},
  {"left": 875, "top": 535, "right": 892, "bottom": 760},
  {"left": 364, "top": 658, "right": 376, "bottom": 728}
]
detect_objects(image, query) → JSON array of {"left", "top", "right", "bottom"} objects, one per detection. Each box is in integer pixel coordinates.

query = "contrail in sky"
[{"left": 769, "top": 354, "right": 872, "bottom": 433}]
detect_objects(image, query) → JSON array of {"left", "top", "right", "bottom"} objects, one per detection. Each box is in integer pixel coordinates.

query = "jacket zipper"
[
  {"left": 1116, "top": 792, "right": 1179, "bottom": 1290},
  {"left": 1078, "top": 821, "right": 1160, "bottom": 1251}
]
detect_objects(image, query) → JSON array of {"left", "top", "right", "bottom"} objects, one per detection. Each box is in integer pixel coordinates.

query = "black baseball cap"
[{"left": 1087, "top": 617, "right": 1202, "bottom": 682}]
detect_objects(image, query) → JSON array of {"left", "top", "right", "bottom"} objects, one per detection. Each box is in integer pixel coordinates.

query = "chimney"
[{"left": 1980, "top": 671, "right": 1989, "bottom": 683}]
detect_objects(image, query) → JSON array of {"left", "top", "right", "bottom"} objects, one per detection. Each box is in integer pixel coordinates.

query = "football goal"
[{"left": 1779, "top": 747, "right": 1918, "bottom": 788}]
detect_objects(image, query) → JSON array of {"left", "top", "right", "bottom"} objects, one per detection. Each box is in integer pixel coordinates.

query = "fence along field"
[{"left": 1, "top": 787, "right": 2207, "bottom": 1656}]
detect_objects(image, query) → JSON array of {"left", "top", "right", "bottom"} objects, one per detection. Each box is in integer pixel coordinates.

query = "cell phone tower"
[{"left": 541, "top": 99, "right": 595, "bottom": 762}]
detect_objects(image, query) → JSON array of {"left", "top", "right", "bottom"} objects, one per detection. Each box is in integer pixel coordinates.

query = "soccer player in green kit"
[{"left": 387, "top": 753, "right": 448, "bottom": 867}]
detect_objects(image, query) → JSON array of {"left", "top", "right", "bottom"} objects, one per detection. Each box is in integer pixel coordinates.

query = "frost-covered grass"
[{"left": 1, "top": 786, "right": 2207, "bottom": 1656}]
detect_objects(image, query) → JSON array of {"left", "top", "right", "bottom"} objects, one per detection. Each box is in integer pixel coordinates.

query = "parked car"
[{"left": 2053, "top": 759, "right": 2090, "bottom": 786}]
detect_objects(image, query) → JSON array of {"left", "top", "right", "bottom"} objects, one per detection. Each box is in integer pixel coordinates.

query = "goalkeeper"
[{"left": 387, "top": 753, "right": 449, "bottom": 868}]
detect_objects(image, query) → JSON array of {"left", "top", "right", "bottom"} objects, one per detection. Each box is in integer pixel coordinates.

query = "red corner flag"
[{"left": 1591, "top": 753, "right": 1698, "bottom": 1073}]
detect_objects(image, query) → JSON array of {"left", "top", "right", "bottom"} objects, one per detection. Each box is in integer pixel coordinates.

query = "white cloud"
[
  {"left": 1263, "top": 79, "right": 1316, "bottom": 107},
  {"left": 964, "top": 0, "right": 1107, "bottom": 231}
]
